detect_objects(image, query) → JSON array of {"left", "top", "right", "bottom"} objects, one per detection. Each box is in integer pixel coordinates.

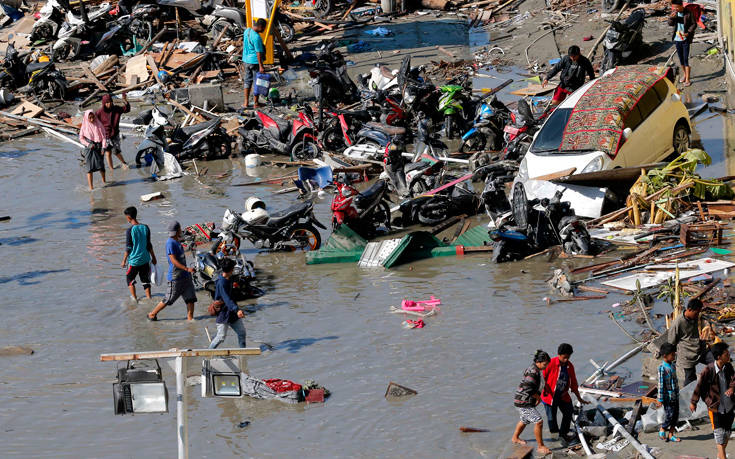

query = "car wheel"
[{"left": 673, "top": 122, "right": 690, "bottom": 156}]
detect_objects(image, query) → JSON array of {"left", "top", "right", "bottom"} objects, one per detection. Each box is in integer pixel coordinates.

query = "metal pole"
[
  {"left": 175, "top": 356, "right": 189, "bottom": 459},
  {"left": 595, "top": 404, "right": 655, "bottom": 459}
]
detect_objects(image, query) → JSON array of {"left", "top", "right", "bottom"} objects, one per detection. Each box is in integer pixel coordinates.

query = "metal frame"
[{"left": 101, "top": 348, "right": 261, "bottom": 459}]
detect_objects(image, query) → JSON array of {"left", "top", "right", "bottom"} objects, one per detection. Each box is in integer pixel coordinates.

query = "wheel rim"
[
  {"left": 295, "top": 140, "right": 319, "bottom": 160},
  {"left": 290, "top": 228, "right": 318, "bottom": 251},
  {"left": 674, "top": 128, "right": 689, "bottom": 154}
]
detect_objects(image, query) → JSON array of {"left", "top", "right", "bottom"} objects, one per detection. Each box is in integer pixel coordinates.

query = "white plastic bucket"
[{"left": 245, "top": 154, "right": 262, "bottom": 168}]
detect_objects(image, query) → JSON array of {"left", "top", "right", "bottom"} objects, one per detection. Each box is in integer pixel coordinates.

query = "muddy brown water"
[{"left": 1, "top": 64, "right": 733, "bottom": 459}]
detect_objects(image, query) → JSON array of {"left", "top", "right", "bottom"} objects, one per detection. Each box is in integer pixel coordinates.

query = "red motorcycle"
[
  {"left": 331, "top": 179, "right": 392, "bottom": 239},
  {"left": 239, "top": 106, "right": 321, "bottom": 160},
  {"left": 500, "top": 99, "right": 547, "bottom": 161}
]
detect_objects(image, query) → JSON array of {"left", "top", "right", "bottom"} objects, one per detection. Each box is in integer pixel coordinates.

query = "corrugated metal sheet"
[{"left": 452, "top": 224, "right": 491, "bottom": 247}]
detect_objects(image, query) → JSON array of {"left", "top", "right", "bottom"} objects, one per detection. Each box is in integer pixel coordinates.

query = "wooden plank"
[
  {"left": 506, "top": 445, "right": 534, "bottom": 459},
  {"left": 125, "top": 54, "right": 149, "bottom": 86},
  {"left": 11, "top": 101, "right": 44, "bottom": 118},
  {"left": 82, "top": 65, "right": 108, "bottom": 91},
  {"left": 509, "top": 83, "right": 553, "bottom": 96},
  {"left": 100, "top": 347, "right": 262, "bottom": 361},
  {"left": 530, "top": 167, "right": 576, "bottom": 181}
]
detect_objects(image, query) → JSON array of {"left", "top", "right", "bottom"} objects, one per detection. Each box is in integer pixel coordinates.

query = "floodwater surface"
[{"left": 1, "top": 79, "right": 733, "bottom": 459}]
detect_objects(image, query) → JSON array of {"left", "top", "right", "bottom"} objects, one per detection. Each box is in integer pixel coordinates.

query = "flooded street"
[
  {"left": 1, "top": 20, "right": 734, "bottom": 459},
  {"left": 0, "top": 116, "right": 721, "bottom": 457}
]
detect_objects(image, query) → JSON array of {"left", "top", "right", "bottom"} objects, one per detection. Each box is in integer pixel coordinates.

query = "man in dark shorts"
[
  {"left": 242, "top": 18, "right": 266, "bottom": 109},
  {"left": 96, "top": 93, "right": 130, "bottom": 170},
  {"left": 121, "top": 206, "right": 157, "bottom": 302},
  {"left": 148, "top": 221, "right": 197, "bottom": 321},
  {"left": 542, "top": 45, "right": 595, "bottom": 108}
]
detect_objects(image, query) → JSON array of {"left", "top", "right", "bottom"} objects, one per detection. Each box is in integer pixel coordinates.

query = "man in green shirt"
[
  {"left": 242, "top": 18, "right": 266, "bottom": 109},
  {"left": 122, "top": 206, "right": 157, "bottom": 302}
]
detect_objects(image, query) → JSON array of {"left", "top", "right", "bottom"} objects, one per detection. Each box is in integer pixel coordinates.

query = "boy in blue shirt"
[
  {"left": 122, "top": 206, "right": 156, "bottom": 302},
  {"left": 658, "top": 342, "right": 681, "bottom": 442},
  {"left": 208, "top": 258, "right": 247, "bottom": 348},
  {"left": 242, "top": 18, "right": 266, "bottom": 109},
  {"left": 148, "top": 221, "right": 197, "bottom": 321}
]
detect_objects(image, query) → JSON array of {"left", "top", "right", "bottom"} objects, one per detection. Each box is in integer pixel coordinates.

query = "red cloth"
[
  {"left": 263, "top": 378, "right": 302, "bottom": 393},
  {"left": 552, "top": 86, "right": 571, "bottom": 103},
  {"left": 541, "top": 357, "right": 578, "bottom": 405}
]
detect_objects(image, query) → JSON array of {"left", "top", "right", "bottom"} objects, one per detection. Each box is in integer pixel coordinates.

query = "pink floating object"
[{"left": 402, "top": 296, "right": 441, "bottom": 312}]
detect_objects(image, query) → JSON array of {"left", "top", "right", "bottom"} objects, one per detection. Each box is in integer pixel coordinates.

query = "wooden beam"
[
  {"left": 82, "top": 65, "right": 108, "bottom": 91},
  {"left": 100, "top": 347, "right": 262, "bottom": 361}
]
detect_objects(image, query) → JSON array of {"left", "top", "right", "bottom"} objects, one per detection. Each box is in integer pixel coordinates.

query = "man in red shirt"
[{"left": 541, "top": 343, "right": 590, "bottom": 443}]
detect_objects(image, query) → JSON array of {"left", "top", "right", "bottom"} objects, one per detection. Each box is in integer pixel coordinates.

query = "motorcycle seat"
[
  {"left": 26, "top": 61, "right": 53, "bottom": 72},
  {"left": 181, "top": 117, "right": 220, "bottom": 136},
  {"left": 354, "top": 180, "right": 386, "bottom": 207},
  {"left": 379, "top": 65, "right": 394, "bottom": 79},
  {"left": 366, "top": 121, "right": 406, "bottom": 136},
  {"left": 266, "top": 202, "right": 309, "bottom": 225},
  {"left": 203, "top": 253, "right": 220, "bottom": 269}
]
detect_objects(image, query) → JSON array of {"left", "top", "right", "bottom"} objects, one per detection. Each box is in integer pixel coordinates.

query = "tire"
[
  {"left": 444, "top": 115, "right": 457, "bottom": 139},
  {"left": 209, "top": 19, "right": 237, "bottom": 41},
  {"left": 277, "top": 22, "right": 295, "bottom": 43},
  {"left": 206, "top": 134, "right": 232, "bottom": 160},
  {"left": 601, "top": 50, "right": 617, "bottom": 73},
  {"left": 673, "top": 122, "right": 690, "bottom": 156},
  {"left": 602, "top": 0, "right": 621, "bottom": 13},
  {"left": 319, "top": 124, "right": 345, "bottom": 152},
  {"left": 459, "top": 132, "right": 486, "bottom": 153},
  {"left": 131, "top": 19, "right": 153, "bottom": 42},
  {"left": 313, "top": 0, "right": 332, "bottom": 18},
  {"left": 31, "top": 23, "right": 54, "bottom": 42},
  {"left": 288, "top": 224, "right": 321, "bottom": 251},
  {"left": 291, "top": 137, "right": 321, "bottom": 160},
  {"left": 492, "top": 240, "right": 511, "bottom": 263},
  {"left": 417, "top": 202, "right": 449, "bottom": 226}
]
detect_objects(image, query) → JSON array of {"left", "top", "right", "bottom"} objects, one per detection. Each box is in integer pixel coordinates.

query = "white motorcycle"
[{"left": 53, "top": 2, "right": 113, "bottom": 60}]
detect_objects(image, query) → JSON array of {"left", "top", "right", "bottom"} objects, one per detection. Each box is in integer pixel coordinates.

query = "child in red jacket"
[{"left": 541, "top": 343, "right": 590, "bottom": 443}]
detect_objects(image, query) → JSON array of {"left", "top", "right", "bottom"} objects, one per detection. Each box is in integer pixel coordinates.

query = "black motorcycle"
[
  {"left": 208, "top": 0, "right": 295, "bottom": 43},
  {"left": 0, "top": 43, "right": 67, "bottom": 100},
  {"left": 215, "top": 201, "right": 325, "bottom": 251},
  {"left": 601, "top": 8, "right": 646, "bottom": 73},
  {"left": 308, "top": 41, "right": 359, "bottom": 125},
  {"left": 193, "top": 249, "right": 264, "bottom": 301},
  {"left": 488, "top": 182, "right": 592, "bottom": 263},
  {"left": 396, "top": 182, "right": 481, "bottom": 227},
  {"left": 134, "top": 105, "right": 232, "bottom": 165}
]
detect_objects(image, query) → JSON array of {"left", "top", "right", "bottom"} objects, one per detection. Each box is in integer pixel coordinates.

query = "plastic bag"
[
  {"left": 640, "top": 380, "right": 708, "bottom": 432},
  {"left": 150, "top": 263, "right": 163, "bottom": 286},
  {"left": 151, "top": 153, "right": 183, "bottom": 181}
]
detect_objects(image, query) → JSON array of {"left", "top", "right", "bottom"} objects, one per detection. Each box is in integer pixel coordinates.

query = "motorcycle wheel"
[
  {"left": 212, "top": 235, "right": 241, "bottom": 256},
  {"left": 206, "top": 134, "right": 232, "bottom": 160},
  {"left": 602, "top": 0, "right": 621, "bottom": 13},
  {"left": 313, "top": 0, "right": 332, "bottom": 18},
  {"left": 417, "top": 202, "right": 449, "bottom": 226},
  {"left": 32, "top": 23, "right": 54, "bottom": 43},
  {"left": 492, "top": 240, "right": 521, "bottom": 263},
  {"left": 291, "top": 137, "right": 321, "bottom": 160},
  {"left": 277, "top": 22, "right": 295, "bottom": 43},
  {"left": 209, "top": 19, "right": 237, "bottom": 41},
  {"left": 444, "top": 115, "right": 457, "bottom": 140},
  {"left": 43, "top": 79, "right": 65, "bottom": 101},
  {"left": 131, "top": 19, "right": 153, "bottom": 42},
  {"left": 288, "top": 224, "right": 321, "bottom": 251},
  {"left": 54, "top": 43, "right": 73, "bottom": 62},
  {"left": 571, "top": 230, "right": 591, "bottom": 255},
  {"left": 319, "top": 124, "right": 345, "bottom": 152},
  {"left": 601, "top": 50, "right": 616, "bottom": 73},
  {"left": 458, "top": 132, "right": 486, "bottom": 153}
]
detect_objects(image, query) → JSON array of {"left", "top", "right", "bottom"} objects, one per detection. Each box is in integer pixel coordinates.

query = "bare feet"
[
  {"left": 511, "top": 438, "right": 527, "bottom": 446},
  {"left": 122, "top": 163, "right": 130, "bottom": 170},
  {"left": 537, "top": 446, "right": 551, "bottom": 455}
]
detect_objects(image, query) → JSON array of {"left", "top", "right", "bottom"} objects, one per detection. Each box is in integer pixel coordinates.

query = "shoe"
[{"left": 130, "top": 295, "right": 138, "bottom": 304}]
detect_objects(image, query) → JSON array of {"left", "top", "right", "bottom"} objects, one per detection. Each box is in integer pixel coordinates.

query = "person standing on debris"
[
  {"left": 121, "top": 206, "right": 156, "bottom": 302},
  {"left": 669, "top": 0, "right": 697, "bottom": 87},
  {"left": 658, "top": 342, "right": 682, "bottom": 442},
  {"left": 79, "top": 110, "right": 107, "bottom": 191},
  {"left": 208, "top": 258, "right": 247, "bottom": 349},
  {"left": 242, "top": 18, "right": 267, "bottom": 109},
  {"left": 147, "top": 221, "right": 197, "bottom": 321},
  {"left": 690, "top": 342, "right": 735, "bottom": 459},
  {"left": 542, "top": 45, "right": 595, "bottom": 108},
  {"left": 667, "top": 298, "right": 715, "bottom": 386},
  {"left": 511, "top": 349, "right": 552, "bottom": 456},
  {"left": 541, "top": 343, "right": 590, "bottom": 444},
  {"left": 96, "top": 93, "right": 130, "bottom": 170}
]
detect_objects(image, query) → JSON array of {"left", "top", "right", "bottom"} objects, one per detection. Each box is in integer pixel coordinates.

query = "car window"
[
  {"left": 624, "top": 105, "right": 643, "bottom": 131},
  {"left": 530, "top": 108, "right": 572, "bottom": 154},
  {"left": 636, "top": 87, "right": 663, "bottom": 122},
  {"left": 653, "top": 79, "right": 669, "bottom": 100}
]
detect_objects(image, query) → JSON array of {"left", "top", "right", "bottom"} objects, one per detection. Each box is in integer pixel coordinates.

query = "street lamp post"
[{"left": 101, "top": 348, "right": 261, "bottom": 459}]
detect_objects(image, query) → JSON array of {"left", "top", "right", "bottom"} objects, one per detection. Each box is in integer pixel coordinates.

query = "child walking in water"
[
  {"left": 512, "top": 350, "right": 552, "bottom": 455},
  {"left": 79, "top": 110, "right": 107, "bottom": 190}
]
